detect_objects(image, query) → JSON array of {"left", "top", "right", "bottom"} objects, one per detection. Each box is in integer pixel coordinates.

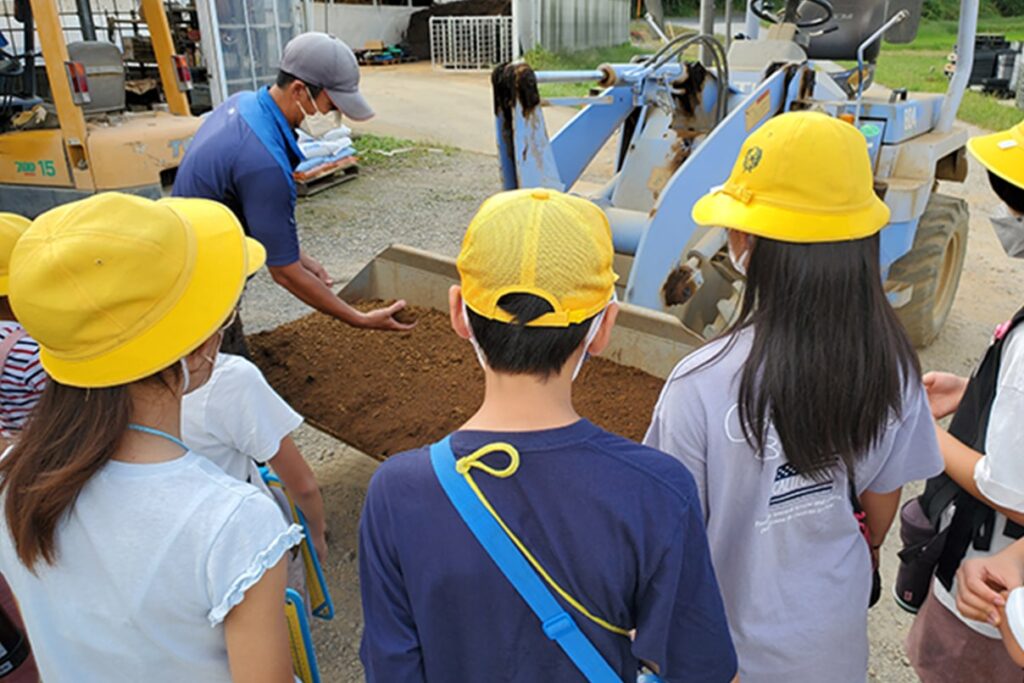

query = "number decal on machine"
[{"left": 14, "top": 160, "right": 56, "bottom": 177}]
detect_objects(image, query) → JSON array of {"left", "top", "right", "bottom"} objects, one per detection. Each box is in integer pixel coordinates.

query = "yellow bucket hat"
[
  {"left": 692, "top": 111, "right": 891, "bottom": 242},
  {"left": 9, "top": 193, "right": 266, "bottom": 388},
  {"left": 0, "top": 213, "right": 30, "bottom": 296},
  {"left": 457, "top": 188, "right": 617, "bottom": 327},
  {"left": 967, "top": 121, "right": 1024, "bottom": 189}
]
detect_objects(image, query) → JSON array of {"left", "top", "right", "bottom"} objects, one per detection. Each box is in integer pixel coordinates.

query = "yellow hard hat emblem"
[{"left": 743, "top": 146, "right": 763, "bottom": 173}]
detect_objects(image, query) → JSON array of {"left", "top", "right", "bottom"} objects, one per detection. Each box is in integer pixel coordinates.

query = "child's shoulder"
[
  {"left": 213, "top": 353, "right": 262, "bottom": 379},
  {"left": 370, "top": 446, "right": 434, "bottom": 488},
  {"left": 203, "top": 353, "right": 271, "bottom": 395},
  {"left": 185, "top": 451, "right": 263, "bottom": 498},
  {"left": 585, "top": 427, "right": 702, "bottom": 506}
]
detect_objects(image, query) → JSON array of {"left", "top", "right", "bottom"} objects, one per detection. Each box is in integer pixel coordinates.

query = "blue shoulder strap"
[
  {"left": 429, "top": 436, "right": 622, "bottom": 683},
  {"left": 236, "top": 87, "right": 304, "bottom": 191}
]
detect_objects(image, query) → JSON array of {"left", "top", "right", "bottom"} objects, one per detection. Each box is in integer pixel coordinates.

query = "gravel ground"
[
  {"left": 241, "top": 149, "right": 493, "bottom": 336},
  {"left": 242, "top": 138, "right": 1024, "bottom": 682}
]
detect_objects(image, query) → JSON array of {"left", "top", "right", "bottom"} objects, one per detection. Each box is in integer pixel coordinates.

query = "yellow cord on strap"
[{"left": 457, "top": 442, "right": 631, "bottom": 637}]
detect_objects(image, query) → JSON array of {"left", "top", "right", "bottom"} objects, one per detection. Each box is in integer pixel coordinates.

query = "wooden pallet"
[
  {"left": 295, "top": 159, "right": 360, "bottom": 197},
  {"left": 357, "top": 55, "right": 418, "bottom": 66}
]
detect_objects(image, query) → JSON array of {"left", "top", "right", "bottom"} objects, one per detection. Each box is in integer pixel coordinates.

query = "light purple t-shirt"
[{"left": 644, "top": 329, "right": 942, "bottom": 683}]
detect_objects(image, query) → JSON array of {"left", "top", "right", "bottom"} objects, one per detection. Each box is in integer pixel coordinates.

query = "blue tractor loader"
[{"left": 492, "top": 0, "right": 979, "bottom": 347}]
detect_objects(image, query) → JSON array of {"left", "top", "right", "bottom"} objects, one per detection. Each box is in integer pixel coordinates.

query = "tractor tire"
[{"left": 888, "top": 193, "right": 969, "bottom": 348}]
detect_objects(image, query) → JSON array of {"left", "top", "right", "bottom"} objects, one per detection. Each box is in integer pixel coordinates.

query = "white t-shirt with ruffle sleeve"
[{"left": 0, "top": 451, "right": 302, "bottom": 682}]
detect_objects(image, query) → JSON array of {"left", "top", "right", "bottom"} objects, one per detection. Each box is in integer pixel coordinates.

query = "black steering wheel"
[{"left": 751, "top": 0, "right": 834, "bottom": 29}]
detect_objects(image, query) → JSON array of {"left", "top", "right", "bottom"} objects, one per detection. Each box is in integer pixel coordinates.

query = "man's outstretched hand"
[{"left": 361, "top": 300, "right": 416, "bottom": 332}]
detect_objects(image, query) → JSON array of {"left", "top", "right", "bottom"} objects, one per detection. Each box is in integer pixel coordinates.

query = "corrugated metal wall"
[{"left": 519, "top": 0, "right": 630, "bottom": 53}]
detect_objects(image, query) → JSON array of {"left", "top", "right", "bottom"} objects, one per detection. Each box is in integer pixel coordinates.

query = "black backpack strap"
[{"left": 932, "top": 305, "right": 1024, "bottom": 586}]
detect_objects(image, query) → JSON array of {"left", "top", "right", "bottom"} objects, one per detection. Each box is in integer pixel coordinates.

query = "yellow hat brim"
[
  {"left": 0, "top": 214, "right": 31, "bottom": 298},
  {"left": 692, "top": 189, "right": 891, "bottom": 243},
  {"left": 39, "top": 199, "right": 266, "bottom": 388},
  {"left": 967, "top": 128, "right": 1024, "bottom": 189}
]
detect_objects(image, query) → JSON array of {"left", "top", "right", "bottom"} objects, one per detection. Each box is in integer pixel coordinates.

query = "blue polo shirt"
[
  {"left": 173, "top": 87, "right": 303, "bottom": 267},
  {"left": 358, "top": 420, "right": 737, "bottom": 682}
]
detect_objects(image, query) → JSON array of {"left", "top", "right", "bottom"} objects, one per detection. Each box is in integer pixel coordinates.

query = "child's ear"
[
  {"left": 586, "top": 303, "right": 619, "bottom": 357},
  {"left": 449, "top": 285, "right": 472, "bottom": 340}
]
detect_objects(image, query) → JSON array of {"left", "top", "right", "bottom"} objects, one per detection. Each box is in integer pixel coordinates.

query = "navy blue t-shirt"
[
  {"left": 173, "top": 88, "right": 302, "bottom": 267},
  {"left": 358, "top": 420, "right": 737, "bottom": 682}
]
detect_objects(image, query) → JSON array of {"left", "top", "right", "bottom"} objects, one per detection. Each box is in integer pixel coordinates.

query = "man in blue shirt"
[
  {"left": 358, "top": 188, "right": 737, "bottom": 682},
  {"left": 174, "top": 33, "right": 410, "bottom": 354}
]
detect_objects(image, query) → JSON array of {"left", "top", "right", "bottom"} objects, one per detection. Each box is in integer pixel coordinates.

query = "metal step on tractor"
[{"left": 490, "top": 0, "right": 978, "bottom": 348}]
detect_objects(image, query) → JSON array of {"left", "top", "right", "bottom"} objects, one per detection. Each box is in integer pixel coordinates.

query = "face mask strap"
[
  {"left": 728, "top": 241, "right": 749, "bottom": 276},
  {"left": 179, "top": 357, "right": 191, "bottom": 395},
  {"left": 571, "top": 294, "right": 615, "bottom": 381},
  {"left": 461, "top": 302, "right": 490, "bottom": 372}
]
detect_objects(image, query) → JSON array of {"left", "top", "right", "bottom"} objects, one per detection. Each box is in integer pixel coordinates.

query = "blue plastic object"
[
  {"left": 429, "top": 436, "right": 622, "bottom": 683},
  {"left": 260, "top": 467, "right": 335, "bottom": 620},
  {"left": 285, "top": 588, "right": 321, "bottom": 683}
]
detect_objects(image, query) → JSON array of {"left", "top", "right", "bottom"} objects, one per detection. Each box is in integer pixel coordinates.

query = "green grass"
[
  {"left": 871, "top": 18, "right": 1024, "bottom": 130},
  {"left": 524, "top": 44, "right": 652, "bottom": 98},
  {"left": 891, "top": 15, "right": 1024, "bottom": 50},
  {"left": 868, "top": 51, "right": 1024, "bottom": 131},
  {"left": 352, "top": 133, "right": 451, "bottom": 167},
  {"left": 523, "top": 18, "right": 1024, "bottom": 129}
]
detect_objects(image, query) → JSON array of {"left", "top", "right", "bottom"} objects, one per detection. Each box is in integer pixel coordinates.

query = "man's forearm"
[{"left": 269, "top": 262, "right": 366, "bottom": 325}]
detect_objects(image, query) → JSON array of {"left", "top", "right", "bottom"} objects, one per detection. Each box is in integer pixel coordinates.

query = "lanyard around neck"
[{"left": 127, "top": 423, "right": 188, "bottom": 451}]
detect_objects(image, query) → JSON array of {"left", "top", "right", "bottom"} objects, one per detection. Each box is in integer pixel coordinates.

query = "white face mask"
[
  {"left": 462, "top": 299, "right": 611, "bottom": 381},
  {"left": 298, "top": 87, "right": 342, "bottom": 139},
  {"left": 728, "top": 241, "right": 750, "bottom": 276},
  {"left": 992, "top": 204, "right": 1024, "bottom": 259}
]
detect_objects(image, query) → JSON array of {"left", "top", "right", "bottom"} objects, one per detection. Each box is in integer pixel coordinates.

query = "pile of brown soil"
[{"left": 250, "top": 302, "right": 665, "bottom": 459}]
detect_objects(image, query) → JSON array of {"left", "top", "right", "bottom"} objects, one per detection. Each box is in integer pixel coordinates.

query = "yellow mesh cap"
[
  {"left": 967, "top": 121, "right": 1024, "bottom": 190},
  {"left": 457, "top": 188, "right": 617, "bottom": 327},
  {"left": 9, "top": 193, "right": 266, "bottom": 388},
  {"left": 692, "top": 111, "right": 891, "bottom": 243},
  {"left": 0, "top": 213, "right": 30, "bottom": 296}
]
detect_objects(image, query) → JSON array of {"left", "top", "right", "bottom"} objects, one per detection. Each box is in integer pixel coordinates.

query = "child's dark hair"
[
  {"left": 989, "top": 171, "right": 1024, "bottom": 214},
  {"left": 691, "top": 233, "right": 920, "bottom": 480},
  {"left": 466, "top": 293, "right": 595, "bottom": 378}
]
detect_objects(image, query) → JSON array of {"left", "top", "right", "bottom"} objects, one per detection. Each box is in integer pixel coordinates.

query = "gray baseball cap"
[{"left": 280, "top": 32, "right": 374, "bottom": 122}]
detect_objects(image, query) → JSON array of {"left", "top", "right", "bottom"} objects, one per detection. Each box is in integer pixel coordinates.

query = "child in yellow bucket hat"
[
  {"left": 906, "top": 120, "right": 1024, "bottom": 682},
  {"left": 0, "top": 213, "right": 46, "bottom": 439},
  {"left": 0, "top": 193, "right": 303, "bottom": 682},
  {"left": 645, "top": 111, "right": 943, "bottom": 682},
  {"left": 358, "top": 188, "right": 737, "bottom": 682}
]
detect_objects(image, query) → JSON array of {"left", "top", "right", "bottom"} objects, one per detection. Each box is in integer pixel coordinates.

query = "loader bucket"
[{"left": 338, "top": 245, "right": 705, "bottom": 380}]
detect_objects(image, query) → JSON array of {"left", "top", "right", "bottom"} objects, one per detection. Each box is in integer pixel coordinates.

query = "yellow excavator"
[{"left": 0, "top": 0, "right": 199, "bottom": 217}]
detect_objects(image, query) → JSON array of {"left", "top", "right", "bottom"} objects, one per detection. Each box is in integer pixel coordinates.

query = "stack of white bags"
[{"left": 296, "top": 125, "right": 356, "bottom": 175}]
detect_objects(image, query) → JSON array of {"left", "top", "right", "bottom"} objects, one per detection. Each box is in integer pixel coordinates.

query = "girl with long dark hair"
[
  {"left": 906, "top": 122, "right": 1024, "bottom": 682},
  {"left": 645, "top": 111, "right": 943, "bottom": 682},
  {"left": 0, "top": 194, "right": 302, "bottom": 682}
]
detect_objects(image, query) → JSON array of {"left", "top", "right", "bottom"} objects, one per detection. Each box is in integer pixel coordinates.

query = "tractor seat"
[
  {"left": 802, "top": 0, "right": 887, "bottom": 62},
  {"left": 66, "top": 41, "right": 126, "bottom": 115}
]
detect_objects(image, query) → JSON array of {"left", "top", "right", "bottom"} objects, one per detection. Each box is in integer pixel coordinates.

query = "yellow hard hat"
[
  {"left": 967, "top": 121, "right": 1024, "bottom": 189},
  {"left": 0, "top": 213, "right": 30, "bottom": 296},
  {"left": 692, "top": 111, "right": 891, "bottom": 242},
  {"left": 457, "top": 188, "right": 617, "bottom": 327},
  {"left": 9, "top": 193, "right": 266, "bottom": 388}
]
